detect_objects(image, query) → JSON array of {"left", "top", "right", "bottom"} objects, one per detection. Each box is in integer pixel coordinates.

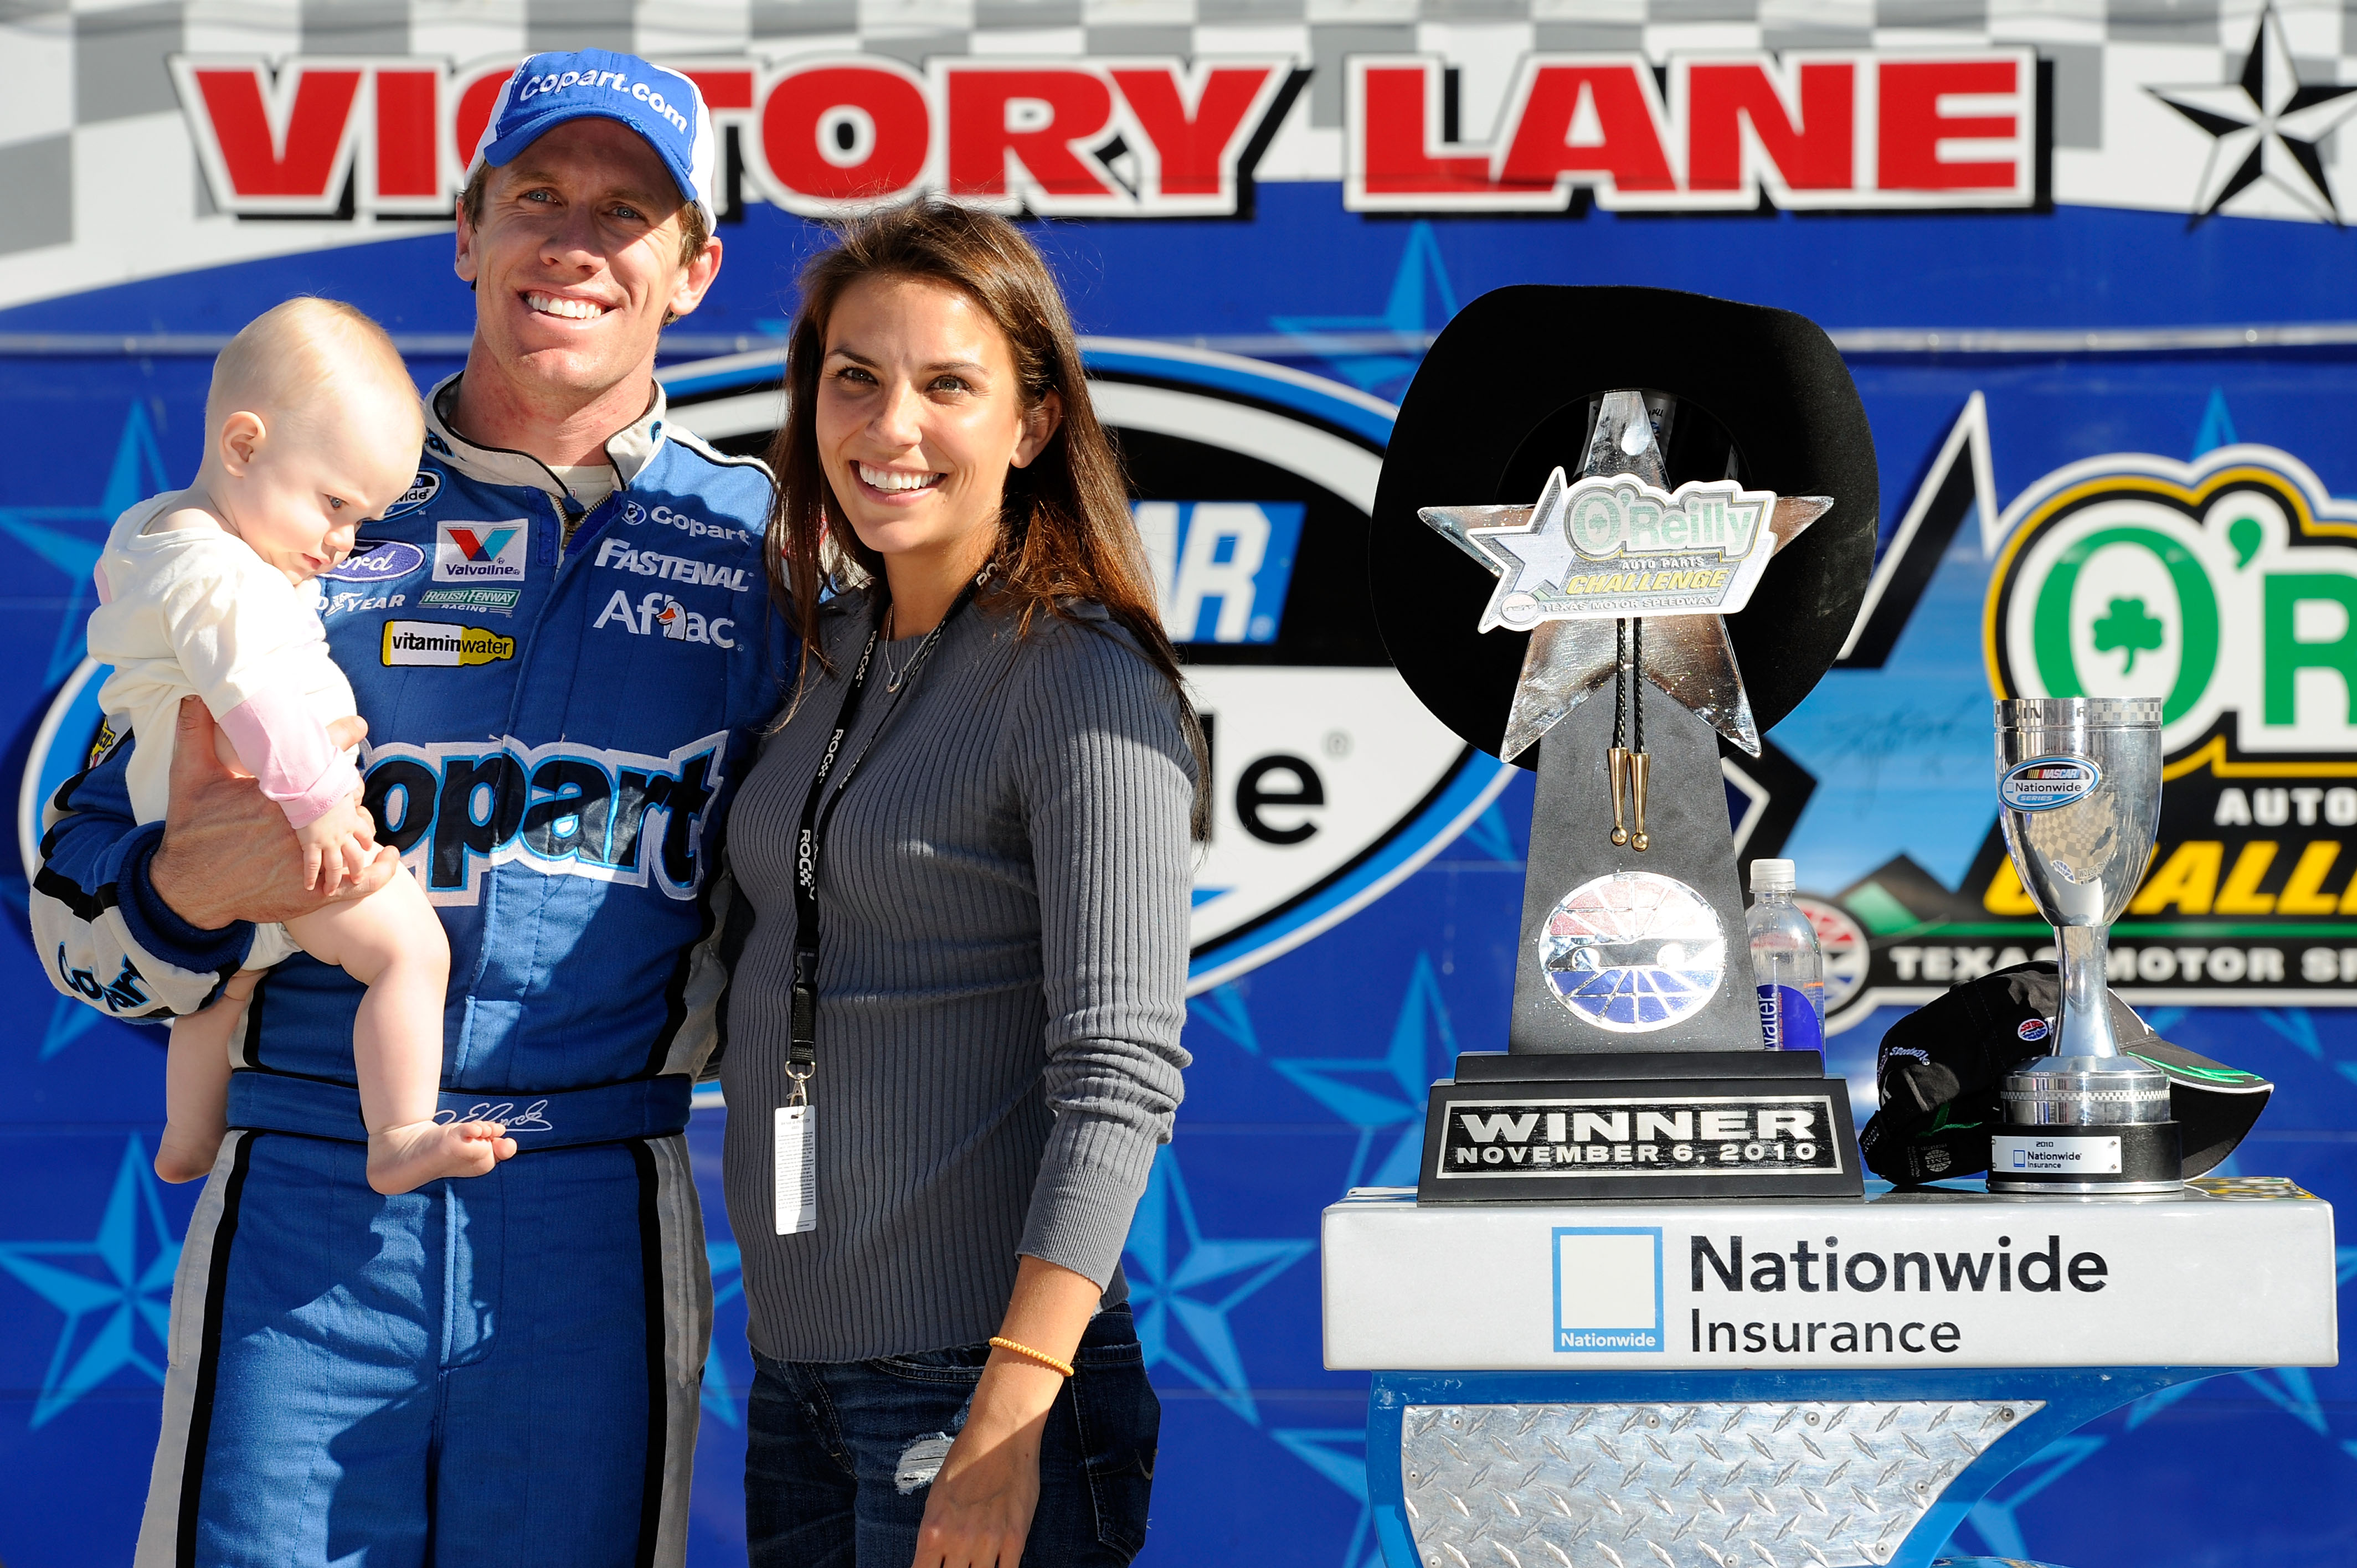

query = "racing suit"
[{"left": 29, "top": 376, "right": 789, "bottom": 1567}]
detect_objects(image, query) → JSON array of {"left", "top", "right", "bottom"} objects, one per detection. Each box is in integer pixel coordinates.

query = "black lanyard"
[{"left": 786, "top": 577, "right": 983, "bottom": 1099}]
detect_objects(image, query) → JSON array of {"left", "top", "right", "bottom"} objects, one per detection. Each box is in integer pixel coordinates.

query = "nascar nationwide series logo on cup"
[{"left": 1973, "top": 443, "right": 2357, "bottom": 1005}]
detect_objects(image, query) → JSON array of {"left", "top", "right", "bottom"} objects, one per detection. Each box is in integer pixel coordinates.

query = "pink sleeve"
[{"left": 217, "top": 688, "right": 362, "bottom": 830}]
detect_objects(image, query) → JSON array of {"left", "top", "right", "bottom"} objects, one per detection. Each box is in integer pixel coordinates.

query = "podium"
[{"left": 1321, "top": 1177, "right": 2337, "bottom": 1568}]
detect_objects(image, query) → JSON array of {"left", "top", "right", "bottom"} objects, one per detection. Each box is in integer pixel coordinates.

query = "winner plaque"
[{"left": 1370, "top": 287, "right": 1878, "bottom": 1201}]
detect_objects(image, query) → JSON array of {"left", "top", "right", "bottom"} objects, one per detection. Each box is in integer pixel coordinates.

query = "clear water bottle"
[{"left": 1747, "top": 859, "right": 1824, "bottom": 1052}]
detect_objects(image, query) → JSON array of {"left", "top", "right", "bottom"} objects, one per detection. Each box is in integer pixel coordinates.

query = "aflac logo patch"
[
  {"left": 320, "top": 539, "right": 426, "bottom": 584},
  {"left": 380, "top": 470, "right": 441, "bottom": 520},
  {"left": 436, "top": 521, "right": 528, "bottom": 583}
]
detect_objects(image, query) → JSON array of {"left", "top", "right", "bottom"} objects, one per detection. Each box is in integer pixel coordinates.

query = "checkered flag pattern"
[{"left": 0, "top": 0, "right": 2351, "bottom": 307}]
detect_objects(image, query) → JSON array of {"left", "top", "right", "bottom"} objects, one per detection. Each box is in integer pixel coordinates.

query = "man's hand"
[{"left": 148, "top": 698, "right": 397, "bottom": 929}]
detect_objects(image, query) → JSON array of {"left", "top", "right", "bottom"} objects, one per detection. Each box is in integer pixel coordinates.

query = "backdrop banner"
[{"left": 3, "top": 4, "right": 2356, "bottom": 1566}]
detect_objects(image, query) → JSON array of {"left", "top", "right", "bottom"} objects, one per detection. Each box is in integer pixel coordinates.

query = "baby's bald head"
[{"left": 208, "top": 298, "right": 423, "bottom": 457}]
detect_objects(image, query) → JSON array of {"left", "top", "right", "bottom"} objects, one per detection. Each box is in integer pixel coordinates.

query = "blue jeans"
[{"left": 745, "top": 1305, "right": 1159, "bottom": 1567}]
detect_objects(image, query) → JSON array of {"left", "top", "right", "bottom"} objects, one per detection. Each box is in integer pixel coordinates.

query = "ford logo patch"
[{"left": 321, "top": 539, "right": 427, "bottom": 584}]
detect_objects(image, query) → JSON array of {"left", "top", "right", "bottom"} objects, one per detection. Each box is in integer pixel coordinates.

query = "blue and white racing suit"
[{"left": 30, "top": 376, "right": 790, "bottom": 1568}]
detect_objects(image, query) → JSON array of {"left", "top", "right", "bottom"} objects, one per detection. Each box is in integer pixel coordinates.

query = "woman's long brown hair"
[{"left": 763, "top": 198, "right": 1210, "bottom": 837}]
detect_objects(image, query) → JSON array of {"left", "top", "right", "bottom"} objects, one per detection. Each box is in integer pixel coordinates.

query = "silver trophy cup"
[{"left": 1990, "top": 697, "right": 2181, "bottom": 1193}]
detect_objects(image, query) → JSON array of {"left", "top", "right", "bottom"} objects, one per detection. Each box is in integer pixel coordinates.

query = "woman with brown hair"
[{"left": 718, "top": 198, "right": 1202, "bottom": 1567}]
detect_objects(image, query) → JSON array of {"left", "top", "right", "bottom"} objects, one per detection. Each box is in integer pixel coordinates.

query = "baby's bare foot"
[
  {"left": 155, "top": 1125, "right": 224, "bottom": 1184},
  {"left": 366, "top": 1120, "right": 518, "bottom": 1195}
]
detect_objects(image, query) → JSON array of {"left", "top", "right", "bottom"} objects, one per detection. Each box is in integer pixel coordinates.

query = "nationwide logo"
[
  {"left": 381, "top": 621, "right": 516, "bottom": 667},
  {"left": 435, "top": 522, "right": 528, "bottom": 582}
]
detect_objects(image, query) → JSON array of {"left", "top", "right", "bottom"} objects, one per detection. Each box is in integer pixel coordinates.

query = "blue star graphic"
[
  {"left": 703, "top": 1240, "right": 745, "bottom": 1428},
  {"left": 0, "top": 1133, "right": 181, "bottom": 1427},
  {"left": 1122, "top": 1147, "right": 1312, "bottom": 1427},
  {"left": 3, "top": 401, "right": 175, "bottom": 1064},
  {"left": 1269, "top": 953, "right": 1458, "bottom": 1189},
  {"left": 1, "top": 399, "right": 172, "bottom": 687},
  {"left": 1942, "top": 1434, "right": 2105, "bottom": 1560},
  {"left": 1268, "top": 221, "right": 1459, "bottom": 398},
  {"left": 1268, "top": 1427, "right": 1387, "bottom": 1568}
]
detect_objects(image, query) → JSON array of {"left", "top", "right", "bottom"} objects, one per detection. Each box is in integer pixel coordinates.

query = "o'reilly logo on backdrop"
[{"left": 1554, "top": 1227, "right": 1664, "bottom": 1353}]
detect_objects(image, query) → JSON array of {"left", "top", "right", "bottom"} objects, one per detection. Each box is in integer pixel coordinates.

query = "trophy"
[
  {"left": 1988, "top": 697, "right": 2184, "bottom": 1194},
  {"left": 1368, "top": 286, "right": 1879, "bottom": 1201}
]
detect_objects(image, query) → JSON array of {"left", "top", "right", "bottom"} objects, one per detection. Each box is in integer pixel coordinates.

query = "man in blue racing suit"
[{"left": 29, "top": 51, "right": 786, "bottom": 1566}]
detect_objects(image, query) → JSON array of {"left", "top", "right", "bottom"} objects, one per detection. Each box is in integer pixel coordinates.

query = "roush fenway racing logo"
[{"left": 168, "top": 54, "right": 1296, "bottom": 219}]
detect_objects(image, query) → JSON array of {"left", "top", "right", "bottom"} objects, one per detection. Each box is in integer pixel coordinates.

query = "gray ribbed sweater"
[{"left": 720, "top": 589, "right": 1195, "bottom": 1361}]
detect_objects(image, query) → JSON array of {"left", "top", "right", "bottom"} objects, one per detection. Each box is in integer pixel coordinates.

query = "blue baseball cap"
[{"left": 467, "top": 49, "right": 717, "bottom": 228}]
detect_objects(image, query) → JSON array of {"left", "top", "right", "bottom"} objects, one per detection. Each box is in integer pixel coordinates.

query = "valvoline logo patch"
[
  {"left": 435, "top": 521, "right": 528, "bottom": 582},
  {"left": 321, "top": 539, "right": 427, "bottom": 584},
  {"left": 2019, "top": 1017, "right": 2051, "bottom": 1042}
]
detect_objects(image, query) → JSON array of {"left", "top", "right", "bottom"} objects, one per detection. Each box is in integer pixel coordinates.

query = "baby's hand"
[{"left": 295, "top": 800, "right": 376, "bottom": 896}]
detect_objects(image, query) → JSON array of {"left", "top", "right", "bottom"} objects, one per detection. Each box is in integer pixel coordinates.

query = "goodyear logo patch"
[
  {"left": 382, "top": 621, "right": 516, "bottom": 667},
  {"left": 361, "top": 731, "right": 727, "bottom": 902}
]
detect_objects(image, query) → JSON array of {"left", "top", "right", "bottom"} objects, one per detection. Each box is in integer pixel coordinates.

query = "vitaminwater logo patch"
[{"left": 381, "top": 621, "right": 516, "bottom": 667}]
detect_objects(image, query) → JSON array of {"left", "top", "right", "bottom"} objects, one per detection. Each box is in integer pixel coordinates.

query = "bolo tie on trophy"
[{"left": 1609, "top": 617, "right": 1648, "bottom": 851}]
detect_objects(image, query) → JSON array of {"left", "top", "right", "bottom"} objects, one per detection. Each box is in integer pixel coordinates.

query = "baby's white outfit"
[{"left": 86, "top": 492, "right": 362, "bottom": 969}]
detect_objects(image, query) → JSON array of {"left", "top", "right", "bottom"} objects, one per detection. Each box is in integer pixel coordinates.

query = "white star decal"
[{"left": 2148, "top": 5, "right": 2357, "bottom": 226}]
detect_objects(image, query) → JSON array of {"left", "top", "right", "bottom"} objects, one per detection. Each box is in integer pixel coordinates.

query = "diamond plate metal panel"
[{"left": 1398, "top": 1399, "right": 2040, "bottom": 1568}]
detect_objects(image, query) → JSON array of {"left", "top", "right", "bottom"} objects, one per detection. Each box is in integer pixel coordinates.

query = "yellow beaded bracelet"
[{"left": 988, "top": 1336, "right": 1075, "bottom": 1378}]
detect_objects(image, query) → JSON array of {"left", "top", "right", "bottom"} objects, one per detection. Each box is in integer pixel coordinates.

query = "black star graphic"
[{"left": 2148, "top": 5, "right": 2357, "bottom": 226}]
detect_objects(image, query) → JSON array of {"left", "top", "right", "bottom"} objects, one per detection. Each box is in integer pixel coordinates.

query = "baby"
[{"left": 88, "top": 298, "right": 512, "bottom": 1196}]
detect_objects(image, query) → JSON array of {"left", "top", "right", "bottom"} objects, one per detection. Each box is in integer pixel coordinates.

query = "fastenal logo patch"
[
  {"left": 381, "top": 621, "right": 516, "bottom": 667},
  {"left": 1553, "top": 1227, "right": 1664, "bottom": 1353},
  {"left": 320, "top": 538, "right": 426, "bottom": 584},
  {"left": 435, "top": 522, "right": 528, "bottom": 582},
  {"left": 1435, "top": 1096, "right": 1843, "bottom": 1180}
]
